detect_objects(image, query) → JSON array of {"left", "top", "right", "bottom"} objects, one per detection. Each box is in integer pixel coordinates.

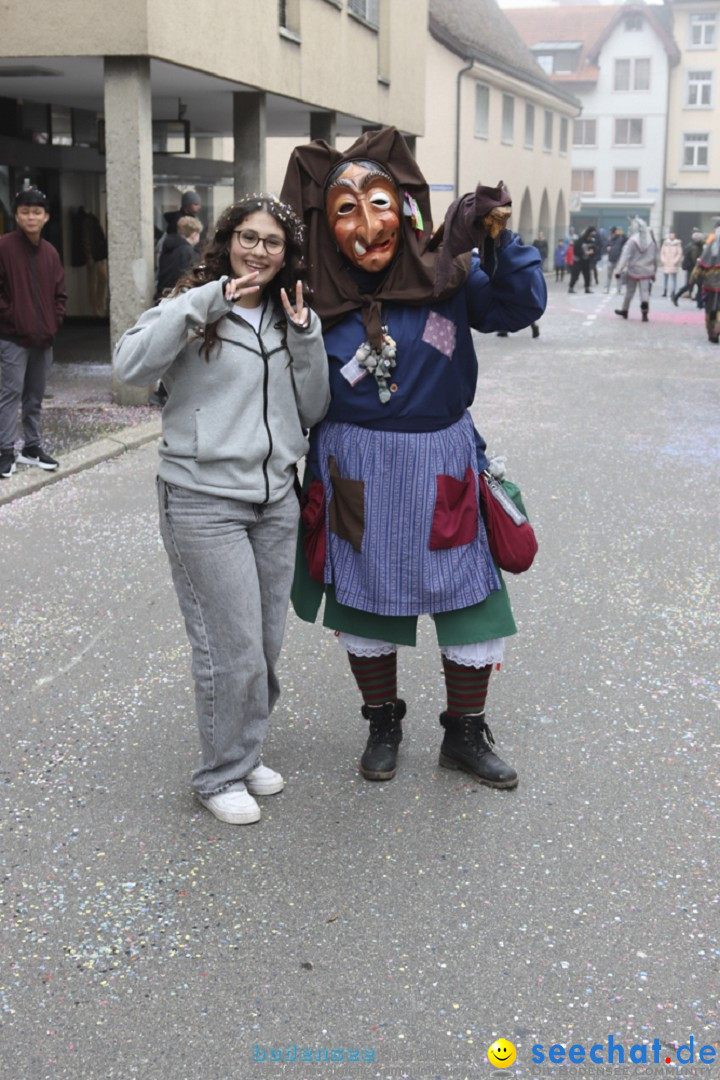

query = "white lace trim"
[
  {"left": 338, "top": 633, "right": 505, "bottom": 666},
  {"left": 441, "top": 639, "right": 506, "bottom": 667},
  {"left": 338, "top": 632, "right": 398, "bottom": 657}
]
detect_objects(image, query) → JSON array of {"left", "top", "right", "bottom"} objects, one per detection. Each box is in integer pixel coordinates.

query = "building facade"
[
  {"left": 505, "top": 3, "right": 679, "bottom": 237},
  {"left": 664, "top": 0, "right": 720, "bottom": 240},
  {"left": 419, "top": 0, "right": 580, "bottom": 248},
  {"left": 1, "top": 0, "right": 426, "bottom": 401}
]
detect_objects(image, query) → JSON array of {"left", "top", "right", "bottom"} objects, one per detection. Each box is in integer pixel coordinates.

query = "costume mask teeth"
[{"left": 354, "top": 239, "right": 367, "bottom": 257}]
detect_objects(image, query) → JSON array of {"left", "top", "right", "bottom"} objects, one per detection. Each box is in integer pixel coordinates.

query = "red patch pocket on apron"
[{"left": 429, "top": 467, "right": 479, "bottom": 550}]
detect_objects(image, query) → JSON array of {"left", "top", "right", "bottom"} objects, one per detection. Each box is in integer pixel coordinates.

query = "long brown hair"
[{"left": 172, "top": 194, "right": 306, "bottom": 360}]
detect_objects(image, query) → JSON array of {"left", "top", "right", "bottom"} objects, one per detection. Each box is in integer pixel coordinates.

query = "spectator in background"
[
  {"left": 690, "top": 218, "right": 720, "bottom": 343},
  {"left": 614, "top": 217, "right": 658, "bottom": 322},
  {"left": 659, "top": 231, "right": 683, "bottom": 298},
  {"left": 672, "top": 229, "right": 705, "bottom": 306},
  {"left": 155, "top": 215, "right": 202, "bottom": 300},
  {"left": 152, "top": 214, "right": 203, "bottom": 406},
  {"left": 604, "top": 227, "right": 626, "bottom": 293},
  {"left": 532, "top": 231, "right": 548, "bottom": 271},
  {"left": 564, "top": 237, "right": 575, "bottom": 279},
  {"left": 164, "top": 190, "right": 202, "bottom": 236},
  {"left": 0, "top": 188, "right": 67, "bottom": 479},
  {"left": 156, "top": 190, "right": 204, "bottom": 270},
  {"left": 568, "top": 226, "right": 597, "bottom": 294},
  {"left": 553, "top": 238, "right": 567, "bottom": 282}
]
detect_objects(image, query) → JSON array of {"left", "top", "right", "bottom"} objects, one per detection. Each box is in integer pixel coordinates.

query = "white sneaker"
[
  {"left": 198, "top": 784, "right": 260, "bottom": 824},
  {"left": 245, "top": 762, "right": 284, "bottom": 796}
]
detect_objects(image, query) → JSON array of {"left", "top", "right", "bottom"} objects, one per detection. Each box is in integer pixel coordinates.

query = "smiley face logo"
[{"left": 487, "top": 1039, "right": 517, "bottom": 1068}]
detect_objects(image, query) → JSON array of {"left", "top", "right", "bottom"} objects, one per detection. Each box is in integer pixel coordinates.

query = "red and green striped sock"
[
  {"left": 442, "top": 658, "right": 492, "bottom": 717},
  {"left": 347, "top": 651, "right": 398, "bottom": 706}
]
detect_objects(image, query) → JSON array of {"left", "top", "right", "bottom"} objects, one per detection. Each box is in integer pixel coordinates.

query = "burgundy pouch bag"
[{"left": 478, "top": 471, "right": 538, "bottom": 574}]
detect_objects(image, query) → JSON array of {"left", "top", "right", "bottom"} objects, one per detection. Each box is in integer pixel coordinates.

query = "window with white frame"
[
  {"left": 278, "top": 0, "right": 300, "bottom": 32},
  {"left": 624, "top": 13, "right": 643, "bottom": 31},
  {"left": 532, "top": 46, "right": 580, "bottom": 74},
  {"left": 348, "top": 0, "right": 379, "bottom": 28},
  {"left": 614, "top": 118, "right": 643, "bottom": 145},
  {"left": 614, "top": 169, "right": 639, "bottom": 195},
  {"left": 573, "top": 117, "right": 597, "bottom": 146},
  {"left": 682, "top": 132, "right": 710, "bottom": 167},
  {"left": 571, "top": 169, "right": 595, "bottom": 195},
  {"left": 502, "top": 94, "right": 515, "bottom": 143},
  {"left": 475, "top": 83, "right": 490, "bottom": 138},
  {"left": 689, "top": 13, "right": 716, "bottom": 48},
  {"left": 524, "top": 103, "right": 535, "bottom": 148},
  {"left": 614, "top": 57, "right": 651, "bottom": 91},
  {"left": 687, "top": 70, "right": 713, "bottom": 106},
  {"left": 560, "top": 116, "right": 568, "bottom": 155},
  {"left": 544, "top": 110, "right": 553, "bottom": 151}
]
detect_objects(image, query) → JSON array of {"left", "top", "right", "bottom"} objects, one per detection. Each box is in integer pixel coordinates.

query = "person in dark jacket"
[
  {"left": 532, "top": 232, "right": 548, "bottom": 270},
  {"left": 163, "top": 189, "right": 202, "bottom": 236},
  {"left": 604, "top": 227, "right": 626, "bottom": 293},
  {"left": 155, "top": 215, "right": 202, "bottom": 299},
  {"left": 568, "top": 226, "right": 597, "bottom": 294},
  {"left": 672, "top": 229, "right": 705, "bottom": 306},
  {"left": 0, "top": 188, "right": 67, "bottom": 478},
  {"left": 151, "top": 215, "right": 203, "bottom": 406}
]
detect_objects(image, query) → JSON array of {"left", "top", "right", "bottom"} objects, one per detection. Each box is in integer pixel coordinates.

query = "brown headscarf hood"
[{"left": 280, "top": 126, "right": 511, "bottom": 348}]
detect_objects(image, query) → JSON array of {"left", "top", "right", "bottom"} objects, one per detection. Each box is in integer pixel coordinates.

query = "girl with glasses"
[{"left": 114, "top": 194, "right": 330, "bottom": 825}]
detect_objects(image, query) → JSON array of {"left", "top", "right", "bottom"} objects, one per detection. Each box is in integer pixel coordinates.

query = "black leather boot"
[
  {"left": 360, "top": 699, "right": 406, "bottom": 780},
  {"left": 438, "top": 712, "right": 518, "bottom": 789},
  {"left": 614, "top": 308, "right": 628, "bottom": 318},
  {"left": 641, "top": 301, "right": 649, "bottom": 322}
]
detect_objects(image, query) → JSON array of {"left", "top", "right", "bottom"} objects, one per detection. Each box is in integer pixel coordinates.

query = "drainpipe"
[
  {"left": 455, "top": 57, "right": 474, "bottom": 197},
  {"left": 659, "top": 57, "right": 672, "bottom": 236}
]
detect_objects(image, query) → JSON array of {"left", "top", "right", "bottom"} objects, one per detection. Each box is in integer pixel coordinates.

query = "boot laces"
[
  {"left": 363, "top": 702, "right": 401, "bottom": 746},
  {"left": 463, "top": 713, "right": 496, "bottom": 751}
]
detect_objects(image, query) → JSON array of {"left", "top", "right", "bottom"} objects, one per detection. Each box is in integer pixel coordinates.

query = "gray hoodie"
[
  {"left": 113, "top": 279, "right": 330, "bottom": 503},
  {"left": 615, "top": 220, "right": 658, "bottom": 281}
]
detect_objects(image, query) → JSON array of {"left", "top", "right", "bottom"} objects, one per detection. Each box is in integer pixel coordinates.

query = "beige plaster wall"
[
  {"left": 417, "top": 36, "right": 576, "bottom": 238},
  {"left": 5, "top": 0, "right": 426, "bottom": 135},
  {"left": 665, "top": 3, "right": 720, "bottom": 193}
]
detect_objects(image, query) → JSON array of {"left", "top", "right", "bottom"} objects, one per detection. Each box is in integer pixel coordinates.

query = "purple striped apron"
[{"left": 316, "top": 412, "right": 500, "bottom": 616}]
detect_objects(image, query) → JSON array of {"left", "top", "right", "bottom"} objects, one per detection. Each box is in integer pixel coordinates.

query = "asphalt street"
[{"left": 1, "top": 280, "right": 718, "bottom": 1080}]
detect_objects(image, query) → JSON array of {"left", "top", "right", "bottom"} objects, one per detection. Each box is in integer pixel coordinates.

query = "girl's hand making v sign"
[{"left": 280, "top": 281, "right": 309, "bottom": 329}]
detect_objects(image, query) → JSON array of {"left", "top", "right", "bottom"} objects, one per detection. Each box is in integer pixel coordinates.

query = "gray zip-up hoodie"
[{"left": 113, "top": 279, "right": 330, "bottom": 503}]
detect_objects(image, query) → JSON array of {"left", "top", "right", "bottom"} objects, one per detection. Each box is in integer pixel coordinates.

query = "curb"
[{"left": 0, "top": 418, "right": 161, "bottom": 508}]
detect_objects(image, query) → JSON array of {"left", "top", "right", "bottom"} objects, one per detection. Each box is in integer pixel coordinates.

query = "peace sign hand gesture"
[{"left": 280, "top": 281, "right": 309, "bottom": 329}]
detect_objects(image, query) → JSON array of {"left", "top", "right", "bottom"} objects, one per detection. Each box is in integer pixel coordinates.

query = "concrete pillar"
[
  {"left": 104, "top": 56, "right": 154, "bottom": 404},
  {"left": 233, "top": 92, "right": 266, "bottom": 197},
  {"left": 310, "top": 111, "right": 337, "bottom": 146}
]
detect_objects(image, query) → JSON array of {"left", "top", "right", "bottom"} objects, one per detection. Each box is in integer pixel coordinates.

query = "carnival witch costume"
[{"left": 281, "top": 126, "right": 546, "bottom": 788}]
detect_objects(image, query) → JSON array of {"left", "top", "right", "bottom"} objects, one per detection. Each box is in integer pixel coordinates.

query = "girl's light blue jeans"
[{"left": 157, "top": 478, "right": 299, "bottom": 797}]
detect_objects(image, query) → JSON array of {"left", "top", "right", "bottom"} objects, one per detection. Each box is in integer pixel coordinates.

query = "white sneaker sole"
[
  {"left": 17, "top": 454, "right": 58, "bottom": 470},
  {"left": 246, "top": 777, "right": 284, "bottom": 796},
  {"left": 0, "top": 464, "right": 16, "bottom": 478},
  {"left": 197, "top": 795, "right": 261, "bottom": 825}
]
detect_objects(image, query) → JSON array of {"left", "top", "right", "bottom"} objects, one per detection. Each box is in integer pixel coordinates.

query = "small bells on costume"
[{"left": 353, "top": 327, "right": 398, "bottom": 403}]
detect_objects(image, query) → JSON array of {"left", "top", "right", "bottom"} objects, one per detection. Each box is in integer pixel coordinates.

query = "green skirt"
[{"left": 291, "top": 490, "right": 517, "bottom": 647}]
